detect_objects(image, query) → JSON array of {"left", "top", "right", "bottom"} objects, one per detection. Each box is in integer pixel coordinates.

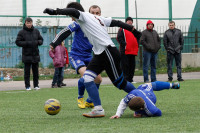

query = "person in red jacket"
[{"left": 117, "top": 17, "right": 141, "bottom": 83}]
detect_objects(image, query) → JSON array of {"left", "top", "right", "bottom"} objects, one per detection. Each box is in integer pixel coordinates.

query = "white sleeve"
[
  {"left": 115, "top": 98, "right": 128, "bottom": 117},
  {"left": 101, "top": 17, "right": 112, "bottom": 27},
  {"left": 77, "top": 11, "right": 85, "bottom": 22}
]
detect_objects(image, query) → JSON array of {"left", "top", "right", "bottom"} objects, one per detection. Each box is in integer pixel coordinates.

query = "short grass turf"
[{"left": 0, "top": 79, "right": 200, "bottom": 133}]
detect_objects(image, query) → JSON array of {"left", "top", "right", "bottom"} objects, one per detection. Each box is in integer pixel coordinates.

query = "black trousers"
[
  {"left": 167, "top": 52, "right": 182, "bottom": 80},
  {"left": 87, "top": 46, "right": 127, "bottom": 89},
  {"left": 121, "top": 54, "right": 136, "bottom": 82},
  {"left": 24, "top": 62, "right": 39, "bottom": 88}
]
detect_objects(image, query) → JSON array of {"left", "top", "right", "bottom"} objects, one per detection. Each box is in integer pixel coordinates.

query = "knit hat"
[{"left": 126, "top": 17, "right": 133, "bottom": 22}]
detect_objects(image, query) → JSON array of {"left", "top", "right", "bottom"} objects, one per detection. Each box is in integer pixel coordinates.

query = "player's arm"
[
  {"left": 43, "top": 8, "right": 80, "bottom": 19},
  {"left": 110, "top": 98, "right": 128, "bottom": 119},
  {"left": 50, "top": 27, "right": 72, "bottom": 48},
  {"left": 110, "top": 20, "right": 134, "bottom": 32}
]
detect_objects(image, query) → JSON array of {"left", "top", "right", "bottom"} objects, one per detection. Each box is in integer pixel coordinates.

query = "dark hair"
[
  {"left": 125, "top": 17, "right": 133, "bottom": 22},
  {"left": 25, "top": 17, "right": 33, "bottom": 22},
  {"left": 128, "top": 97, "right": 145, "bottom": 111},
  {"left": 89, "top": 5, "right": 101, "bottom": 13},
  {"left": 66, "top": 2, "right": 84, "bottom": 12},
  {"left": 169, "top": 21, "right": 175, "bottom": 25}
]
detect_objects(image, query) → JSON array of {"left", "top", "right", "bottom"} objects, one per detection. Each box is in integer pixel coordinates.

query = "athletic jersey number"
[{"left": 94, "top": 16, "right": 104, "bottom": 26}]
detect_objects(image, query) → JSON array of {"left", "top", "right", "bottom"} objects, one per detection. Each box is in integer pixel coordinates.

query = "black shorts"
[{"left": 86, "top": 46, "right": 127, "bottom": 89}]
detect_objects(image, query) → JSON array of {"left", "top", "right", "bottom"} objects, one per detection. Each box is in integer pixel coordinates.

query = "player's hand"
[
  {"left": 133, "top": 113, "right": 142, "bottom": 118},
  {"left": 66, "top": 64, "right": 68, "bottom": 68},
  {"left": 43, "top": 8, "right": 57, "bottom": 15},
  {"left": 110, "top": 115, "right": 120, "bottom": 119},
  {"left": 50, "top": 45, "right": 54, "bottom": 50}
]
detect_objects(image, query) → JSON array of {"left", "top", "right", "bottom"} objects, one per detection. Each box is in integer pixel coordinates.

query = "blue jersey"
[
  {"left": 68, "top": 21, "right": 93, "bottom": 57},
  {"left": 123, "top": 83, "right": 162, "bottom": 117}
]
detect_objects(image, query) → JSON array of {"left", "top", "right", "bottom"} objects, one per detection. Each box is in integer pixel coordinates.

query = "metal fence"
[{"left": 0, "top": 26, "right": 200, "bottom": 68}]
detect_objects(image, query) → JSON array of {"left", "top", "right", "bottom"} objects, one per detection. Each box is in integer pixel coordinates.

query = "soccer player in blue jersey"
[
  {"left": 49, "top": 5, "right": 102, "bottom": 109},
  {"left": 110, "top": 81, "right": 180, "bottom": 119}
]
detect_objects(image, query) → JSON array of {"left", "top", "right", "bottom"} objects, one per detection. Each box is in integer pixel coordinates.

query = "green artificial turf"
[{"left": 0, "top": 80, "right": 200, "bottom": 133}]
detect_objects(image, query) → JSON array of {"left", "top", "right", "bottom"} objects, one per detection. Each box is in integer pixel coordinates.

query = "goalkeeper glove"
[{"left": 43, "top": 8, "right": 57, "bottom": 15}]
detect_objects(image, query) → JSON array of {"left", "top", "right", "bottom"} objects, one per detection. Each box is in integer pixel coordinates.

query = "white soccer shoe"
[
  {"left": 82, "top": 108, "right": 105, "bottom": 118},
  {"left": 34, "top": 87, "right": 40, "bottom": 90},
  {"left": 26, "top": 87, "right": 31, "bottom": 91}
]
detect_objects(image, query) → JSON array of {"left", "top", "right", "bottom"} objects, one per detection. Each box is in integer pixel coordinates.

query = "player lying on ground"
[
  {"left": 44, "top": 2, "right": 140, "bottom": 118},
  {"left": 110, "top": 81, "right": 180, "bottom": 119}
]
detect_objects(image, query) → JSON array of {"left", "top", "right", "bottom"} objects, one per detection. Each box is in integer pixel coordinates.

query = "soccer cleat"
[
  {"left": 61, "top": 83, "right": 66, "bottom": 86},
  {"left": 77, "top": 98, "right": 86, "bottom": 109},
  {"left": 26, "top": 87, "right": 31, "bottom": 91},
  {"left": 85, "top": 102, "right": 94, "bottom": 108},
  {"left": 34, "top": 87, "right": 40, "bottom": 90},
  {"left": 178, "top": 79, "right": 184, "bottom": 81},
  {"left": 82, "top": 108, "right": 105, "bottom": 118},
  {"left": 172, "top": 82, "right": 180, "bottom": 89}
]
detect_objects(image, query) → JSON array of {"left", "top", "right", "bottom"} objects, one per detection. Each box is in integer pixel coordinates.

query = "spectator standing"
[
  {"left": 60, "top": 45, "right": 69, "bottom": 86},
  {"left": 15, "top": 17, "right": 43, "bottom": 90},
  {"left": 117, "top": 17, "right": 141, "bottom": 82},
  {"left": 140, "top": 20, "right": 161, "bottom": 83},
  {"left": 163, "top": 21, "right": 184, "bottom": 82},
  {"left": 49, "top": 42, "right": 67, "bottom": 88}
]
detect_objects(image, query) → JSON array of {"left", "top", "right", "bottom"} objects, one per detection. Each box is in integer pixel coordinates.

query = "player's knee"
[
  {"left": 94, "top": 75, "right": 102, "bottom": 84},
  {"left": 83, "top": 70, "right": 97, "bottom": 83}
]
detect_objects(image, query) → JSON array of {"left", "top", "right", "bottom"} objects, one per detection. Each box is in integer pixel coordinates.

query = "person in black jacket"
[
  {"left": 15, "top": 17, "right": 43, "bottom": 90},
  {"left": 117, "top": 17, "right": 141, "bottom": 83},
  {"left": 163, "top": 21, "right": 184, "bottom": 82},
  {"left": 140, "top": 20, "right": 161, "bottom": 83}
]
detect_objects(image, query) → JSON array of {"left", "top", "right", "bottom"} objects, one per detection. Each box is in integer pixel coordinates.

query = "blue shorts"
[{"left": 69, "top": 55, "right": 92, "bottom": 74}]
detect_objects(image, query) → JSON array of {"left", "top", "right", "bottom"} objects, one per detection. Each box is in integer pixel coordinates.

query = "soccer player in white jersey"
[
  {"left": 110, "top": 81, "right": 180, "bottom": 119},
  {"left": 49, "top": 5, "right": 102, "bottom": 109},
  {"left": 44, "top": 2, "right": 139, "bottom": 118}
]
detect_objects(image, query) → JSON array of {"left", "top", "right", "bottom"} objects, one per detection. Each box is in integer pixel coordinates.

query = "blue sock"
[
  {"left": 78, "top": 78, "right": 85, "bottom": 99},
  {"left": 86, "top": 83, "right": 100, "bottom": 103},
  {"left": 84, "top": 81, "right": 101, "bottom": 106},
  {"left": 123, "top": 82, "right": 136, "bottom": 93},
  {"left": 152, "top": 81, "right": 170, "bottom": 91},
  {"left": 96, "top": 83, "right": 100, "bottom": 89},
  {"left": 86, "top": 97, "right": 93, "bottom": 103}
]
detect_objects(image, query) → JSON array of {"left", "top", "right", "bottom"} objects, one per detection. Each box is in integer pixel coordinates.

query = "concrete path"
[{"left": 0, "top": 72, "right": 199, "bottom": 91}]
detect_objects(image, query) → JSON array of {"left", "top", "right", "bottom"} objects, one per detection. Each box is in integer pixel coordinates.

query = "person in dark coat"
[
  {"left": 15, "top": 17, "right": 43, "bottom": 90},
  {"left": 117, "top": 17, "right": 141, "bottom": 83},
  {"left": 163, "top": 21, "right": 184, "bottom": 82},
  {"left": 140, "top": 20, "right": 161, "bottom": 83}
]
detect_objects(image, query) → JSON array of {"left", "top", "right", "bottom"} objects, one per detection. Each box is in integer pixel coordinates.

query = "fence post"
[
  {"left": 195, "top": 28, "right": 198, "bottom": 49},
  {"left": 125, "top": 0, "right": 129, "bottom": 20},
  {"left": 22, "top": 0, "right": 27, "bottom": 23}
]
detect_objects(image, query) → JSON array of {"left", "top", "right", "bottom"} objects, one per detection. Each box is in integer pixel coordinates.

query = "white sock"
[
  {"left": 94, "top": 105, "right": 103, "bottom": 110},
  {"left": 170, "top": 83, "right": 172, "bottom": 88}
]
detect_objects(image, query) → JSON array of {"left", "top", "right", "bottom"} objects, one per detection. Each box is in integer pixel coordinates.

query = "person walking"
[
  {"left": 117, "top": 17, "right": 141, "bottom": 83},
  {"left": 140, "top": 20, "right": 161, "bottom": 83},
  {"left": 49, "top": 42, "right": 67, "bottom": 88},
  {"left": 15, "top": 17, "right": 43, "bottom": 90},
  {"left": 163, "top": 21, "right": 184, "bottom": 82}
]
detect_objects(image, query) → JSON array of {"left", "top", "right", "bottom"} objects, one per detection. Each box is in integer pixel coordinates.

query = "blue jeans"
[
  {"left": 52, "top": 67, "right": 63, "bottom": 86},
  {"left": 143, "top": 51, "right": 158, "bottom": 82}
]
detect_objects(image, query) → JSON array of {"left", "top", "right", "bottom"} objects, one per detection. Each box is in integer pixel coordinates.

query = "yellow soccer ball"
[{"left": 44, "top": 99, "right": 61, "bottom": 115}]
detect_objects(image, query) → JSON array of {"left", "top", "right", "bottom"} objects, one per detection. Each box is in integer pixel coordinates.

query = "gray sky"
[{"left": 0, "top": 0, "right": 197, "bottom": 30}]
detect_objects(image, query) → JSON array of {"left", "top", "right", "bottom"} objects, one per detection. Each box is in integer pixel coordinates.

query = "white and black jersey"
[
  {"left": 55, "top": 8, "right": 134, "bottom": 89},
  {"left": 77, "top": 12, "right": 115, "bottom": 55}
]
